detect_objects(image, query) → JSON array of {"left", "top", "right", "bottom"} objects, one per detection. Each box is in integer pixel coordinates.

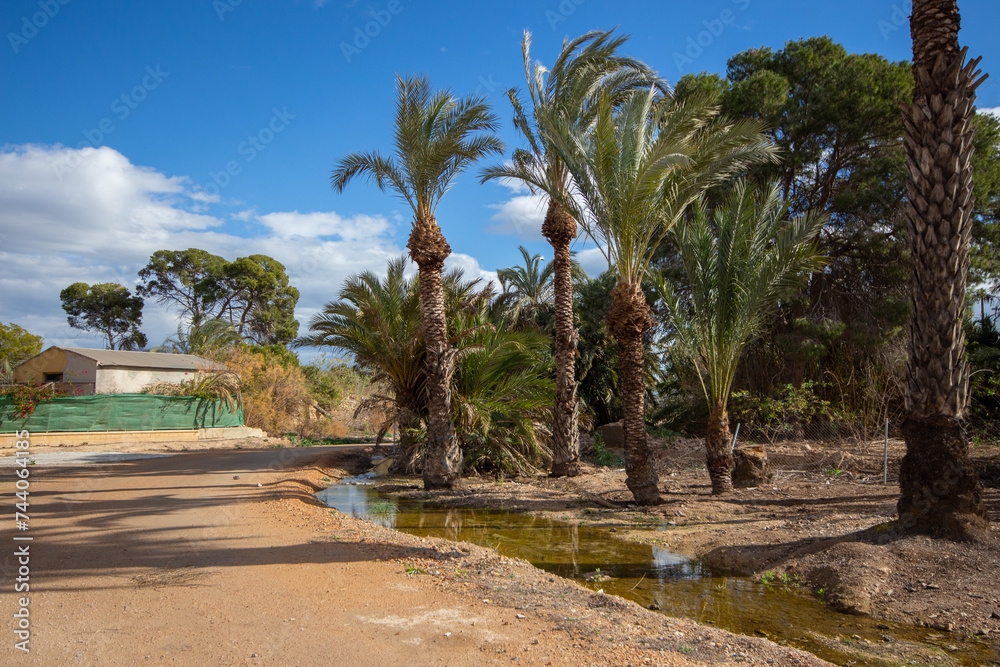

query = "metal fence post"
[{"left": 883, "top": 418, "right": 889, "bottom": 485}]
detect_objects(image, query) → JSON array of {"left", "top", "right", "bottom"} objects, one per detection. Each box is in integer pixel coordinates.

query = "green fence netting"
[{"left": 0, "top": 394, "right": 243, "bottom": 433}]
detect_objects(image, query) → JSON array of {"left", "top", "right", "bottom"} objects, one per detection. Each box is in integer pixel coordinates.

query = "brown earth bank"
[
  {"left": 1, "top": 443, "right": 832, "bottom": 667},
  {"left": 378, "top": 437, "right": 1000, "bottom": 666}
]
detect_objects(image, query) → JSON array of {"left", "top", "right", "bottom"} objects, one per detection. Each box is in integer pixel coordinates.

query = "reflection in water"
[{"left": 316, "top": 483, "right": 996, "bottom": 666}]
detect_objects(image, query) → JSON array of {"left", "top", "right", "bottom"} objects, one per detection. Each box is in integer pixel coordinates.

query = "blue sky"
[{"left": 2, "top": 0, "right": 999, "bottom": 355}]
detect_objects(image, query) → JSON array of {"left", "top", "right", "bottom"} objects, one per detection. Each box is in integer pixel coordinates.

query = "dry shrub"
[
  {"left": 144, "top": 371, "right": 242, "bottom": 413},
  {"left": 211, "top": 347, "right": 312, "bottom": 435}
]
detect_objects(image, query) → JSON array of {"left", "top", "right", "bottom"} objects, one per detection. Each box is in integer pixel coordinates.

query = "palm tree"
[
  {"left": 331, "top": 75, "right": 503, "bottom": 489},
  {"left": 547, "top": 87, "right": 778, "bottom": 504},
  {"left": 483, "top": 29, "right": 663, "bottom": 478},
  {"left": 450, "top": 285, "right": 556, "bottom": 476},
  {"left": 899, "top": 0, "right": 990, "bottom": 539},
  {"left": 656, "top": 180, "right": 827, "bottom": 494},
  {"left": 496, "top": 245, "right": 555, "bottom": 327},
  {"left": 296, "top": 258, "right": 553, "bottom": 475},
  {"left": 294, "top": 258, "right": 427, "bottom": 463},
  {"left": 154, "top": 316, "right": 242, "bottom": 356}
]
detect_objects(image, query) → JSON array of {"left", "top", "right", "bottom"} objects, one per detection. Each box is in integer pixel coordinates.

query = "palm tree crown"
[
  {"left": 550, "top": 87, "right": 780, "bottom": 285},
  {"left": 332, "top": 74, "right": 504, "bottom": 221},
  {"left": 481, "top": 29, "right": 665, "bottom": 204},
  {"left": 657, "top": 179, "right": 827, "bottom": 493},
  {"left": 660, "top": 179, "right": 828, "bottom": 413}
]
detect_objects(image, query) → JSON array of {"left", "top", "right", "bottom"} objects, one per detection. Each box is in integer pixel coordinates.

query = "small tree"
[
  {"left": 657, "top": 180, "right": 826, "bottom": 494},
  {"left": 0, "top": 322, "right": 43, "bottom": 367},
  {"left": 153, "top": 317, "right": 241, "bottom": 356},
  {"left": 60, "top": 282, "right": 147, "bottom": 350}
]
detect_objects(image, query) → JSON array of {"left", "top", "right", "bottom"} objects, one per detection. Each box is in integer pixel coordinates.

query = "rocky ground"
[{"left": 368, "top": 435, "right": 1000, "bottom": 666}]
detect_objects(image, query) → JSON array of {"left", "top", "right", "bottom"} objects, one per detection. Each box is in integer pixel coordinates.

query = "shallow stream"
[{"left": 317, "top": 479, "right": 997, "bottom": 666}]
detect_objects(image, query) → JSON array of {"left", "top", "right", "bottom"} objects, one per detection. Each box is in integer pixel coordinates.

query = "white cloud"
[
  {"left": 444, "top": 253, "right": 499, "bottom": 289},
  {"left": 485, "top": 193, "right": 547, "bottom": 240},
  {"left": 574, "top": 246, "right": 608, "bottom": 278},
  {"left": 981, "top": 106, "right": 1000, "bottom": 119},
  {"left": 0, "top": 145, "right": 219, "bottom": 262},
  {"left": 258, "top": 210, "right": 390, "bottom": 241},
  {"left": 0, "top": 144, "right": 406, "bottom": 351}
]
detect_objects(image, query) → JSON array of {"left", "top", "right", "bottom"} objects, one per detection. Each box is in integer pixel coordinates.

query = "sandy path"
[{"left": 1, "top": 447, "right": 828, "bottom": 666}]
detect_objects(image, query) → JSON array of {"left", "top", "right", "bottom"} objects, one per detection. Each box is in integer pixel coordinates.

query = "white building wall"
[{"left": 95, "top": 368, "right": 198, "bottom": 394}]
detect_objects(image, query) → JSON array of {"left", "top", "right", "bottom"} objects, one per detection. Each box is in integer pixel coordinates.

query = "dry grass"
[{"left": 210, "top": 347, "right": 313, "bottom": 435}]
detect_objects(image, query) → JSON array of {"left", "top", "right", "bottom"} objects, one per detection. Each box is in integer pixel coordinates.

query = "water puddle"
[{"left": 317, "top": 483, "right": 997, "bottom": 666}]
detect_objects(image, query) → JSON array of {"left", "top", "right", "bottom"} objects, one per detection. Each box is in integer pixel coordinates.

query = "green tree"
[
  {"left": 897, "top": 0, "right": 990, "bottom": 540},
  {"left": 483, "top": 29, "right": 662, "bottom": 478},
  {"left": 215, "top": 255, "right": 300, "bottom": 345},
  {"left": 672, "top": 38, "right": 1000, "bottom": 423},
  {"left": 297, "top": 258, "right": 553, "bottom": 475},
  {"left": 59, "top": 282, "right": 147, "bottom": 350},
  {"left": 331, "top": 74, "right": 503, "bottom": 489},
  {"left": 297, "top": 257, "right": 428, "bottom": 460},
  {"left": 0, "top": 323, "right": 43, "bottom": 368},
  {"left": 547, "top": 86, "right": 777, "bottom": 504},
  {"left": 657, "top": 180, "right": 826, "bottom": 494},
  {"left": 496, "top": 245, "right": 555, "bottom": 328},
  {"left": 574, "top": 272, "right": 622, "bottom": 426},
  {"left": 450, "top": 287, "right": 555, "bottom": 476},
  {"left": 138, "top": 249, "right": 299, "bottom": 347},
  {"left": 969, "top": 112, "right": 1000, "bottom": 299},
  {"left": 137, "top": 249, "right": 227, "bottom": 321}
]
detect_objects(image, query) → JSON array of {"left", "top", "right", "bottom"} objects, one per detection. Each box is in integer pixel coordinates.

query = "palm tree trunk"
[
  {"left": 543, "top": 199, "right": 581, "bottom": 477},
  {"left": 898, "top": 0, "right": 989, "bottom": 540},
  {"left": 408, "top": 216, "right": 461, "bottom": 489},
  {"left": 705, "top": 403, "right": 734, "bottom": 494},
  {"left": 608, "top": 282, "right": 660, "bottom": 505}
]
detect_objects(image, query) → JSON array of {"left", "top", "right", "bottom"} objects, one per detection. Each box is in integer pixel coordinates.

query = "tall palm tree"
[
  {"left": 657, "top": 180, "right": 827, "bottom": 494},
  {"left": 899, "top": 0, "right": 990, "bottom": 539},
  {"left": 482, "top": 29, "right": 663, "bottom": 477},
  {"left": 547, "top": 87, "right": 778, "bottom": 504},
  {"left": 331, "top": 75, "right": 503, "bottom": 489}
]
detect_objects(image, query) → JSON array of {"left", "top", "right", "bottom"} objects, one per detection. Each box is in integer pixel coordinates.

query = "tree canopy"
[
  {"left": 669, "top": 36, "right": 1000, "bottom": 423},
  {"left": 0, "top": 322, "right": 43, "bottom": 368},
  {"left": 138, "top": 249, "right": 299, "bottom": 346},
  {"left": 59, "top": 282, "right": 147, "bottom": 350}
]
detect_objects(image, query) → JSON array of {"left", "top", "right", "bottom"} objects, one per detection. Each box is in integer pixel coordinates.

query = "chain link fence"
[{"left": 733, "top": 420, "right": 900, "bottom": 484}]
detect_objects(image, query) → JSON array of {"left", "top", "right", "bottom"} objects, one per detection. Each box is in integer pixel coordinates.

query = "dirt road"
[{"left": 0, "top": 447, "right": 828, "bottom": 666}]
